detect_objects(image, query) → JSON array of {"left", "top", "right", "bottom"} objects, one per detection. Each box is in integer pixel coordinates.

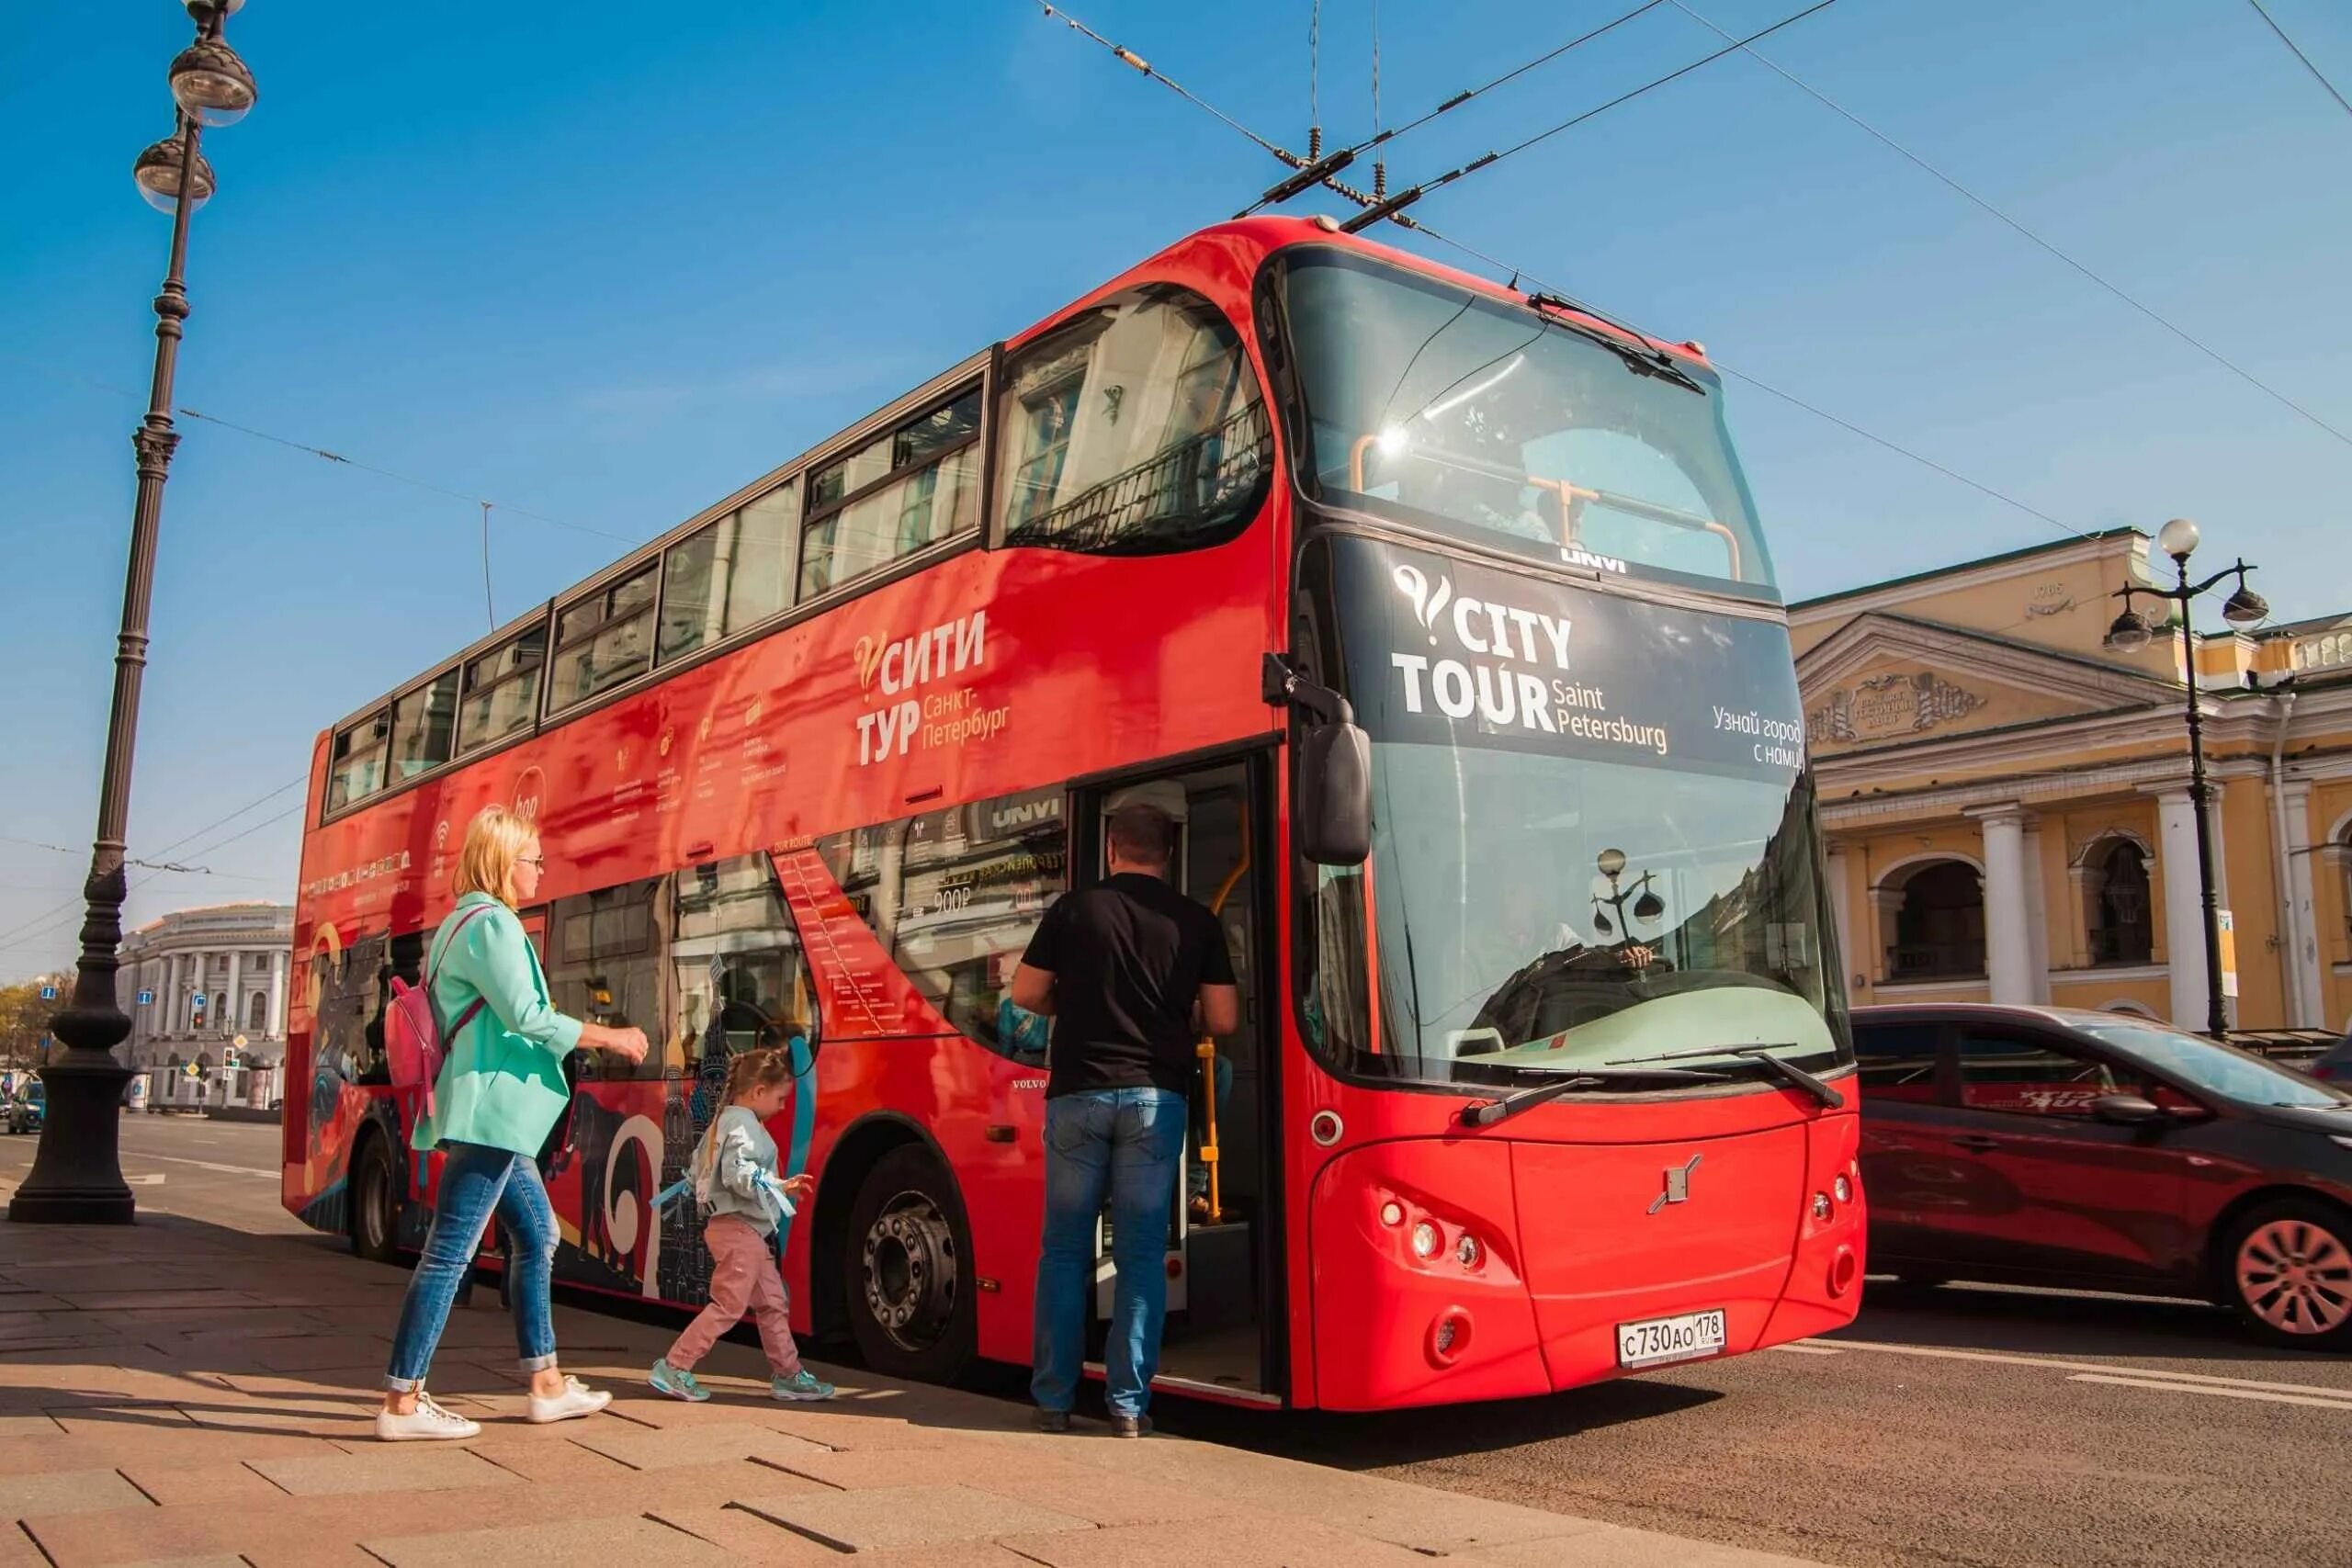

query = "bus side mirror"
[
  {"left": 1297, "top": 720, "right": 1372, "bottom": 866},
  {"left": 1266, "top": 654, "right": 1371, "bottom": 867}
]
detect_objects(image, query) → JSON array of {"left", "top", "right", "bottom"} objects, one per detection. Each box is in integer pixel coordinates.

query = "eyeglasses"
[{"left": 518, "top": 854, "right": 546, "bottom": 869}]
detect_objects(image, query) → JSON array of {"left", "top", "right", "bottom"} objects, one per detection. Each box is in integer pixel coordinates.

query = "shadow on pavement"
[{"left": 1837, "top": 1278, "right": 2349, "bottom": 1370}]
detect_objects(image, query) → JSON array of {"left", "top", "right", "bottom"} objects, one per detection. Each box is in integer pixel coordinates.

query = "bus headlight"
[
  {"left": 1411, "top": 1222, "right": 1441, "bottom": 1259},
  {"left": 1833, "top": 1174, "right": 1852, "bottom": 1204},
  {"left": 1812, "top": 1192, "right": 1832, "bottom": 1221},
  {"left": 1455, "top": 1232, "right": 1482, "bottom": 1269},
  {"left": 1380, "top": 1200, "right": 1405, "bottom": 1227}
]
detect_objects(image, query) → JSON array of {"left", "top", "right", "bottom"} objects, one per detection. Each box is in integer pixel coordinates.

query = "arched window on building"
[
  {"left": 2083, "top": 835, "right": 2154, "bottom": 966},
  {"left": 246, "top": 990, "right": 268, "bottom": 1033},
  {"left": 1884, "top": 860, "right": 1986, "bottom": 981},
  {"left": 211, "top": 993, "right": 227, "bottom": 1033}
]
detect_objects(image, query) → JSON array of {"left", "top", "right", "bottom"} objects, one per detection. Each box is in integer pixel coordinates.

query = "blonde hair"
[
  {"left": 693, "top": 1047, "right": 796, "bottom": 1187},
  {"left": 452, "top": 806, "right": 538, "bottom": 907}
]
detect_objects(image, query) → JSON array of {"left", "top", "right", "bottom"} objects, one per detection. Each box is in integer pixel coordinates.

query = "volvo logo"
[{"left": 1648, "top": 1154, "right": 1702, "bottom": 1213}]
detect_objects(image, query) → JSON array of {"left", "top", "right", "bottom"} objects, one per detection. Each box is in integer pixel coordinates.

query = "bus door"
[{"left": 1073, "top": 753, "right": 1275, "bottom": 1401}]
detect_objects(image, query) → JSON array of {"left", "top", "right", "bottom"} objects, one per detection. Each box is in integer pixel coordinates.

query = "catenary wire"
[
  {"left": 1669, "top": 0, "right": 2352, "bottom": 452},
  {"left": 2243, "top": 0, "right": 2352, "bottom": 121}
]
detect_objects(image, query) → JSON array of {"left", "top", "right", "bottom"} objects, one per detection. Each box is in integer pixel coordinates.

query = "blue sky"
[{"left": 2, "top": 0, "right": 2346, "bottom": 974}]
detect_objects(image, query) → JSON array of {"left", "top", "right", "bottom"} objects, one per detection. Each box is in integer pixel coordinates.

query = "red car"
[{"left": 1855, "top": 1004, "right": 2352, "bottom": 1349}]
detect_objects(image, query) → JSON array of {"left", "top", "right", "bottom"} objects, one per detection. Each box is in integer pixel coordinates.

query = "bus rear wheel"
[
  {"left": 351, "top": 1133, "right": 401, "bottom": 1264},
  {"left": 844, "top": 1144, "right": 976, "bottom": 1384}
]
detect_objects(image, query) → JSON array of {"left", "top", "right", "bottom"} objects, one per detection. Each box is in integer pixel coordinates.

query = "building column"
[
  {"left": 164, "top": 953, "right": 182, "bottom": 1042},
  {"left": 1973, "top": 807, "right": 2035, "bottom": 1005},
  {"left": 1825, "top": 846, "right": 1854, "bottom": 1002},
  {"left": 2281, "top": 784, "right": 2324, "bottom": 1029},
  {"left": 2155, "top": 788, "right": 2213, "bottom": 1028},
  {"left": 2022, "top": 822, "right": 2052, "bottom": 1004},
  {"left": 267, "top": 956, "right": 287, "bottom": 1039},
  {"left": 225, "top": 951, "right": 243, "bottom": 1040}
]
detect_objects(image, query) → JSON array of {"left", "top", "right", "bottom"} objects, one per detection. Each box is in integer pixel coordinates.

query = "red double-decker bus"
[{"left": 284, "top": 216, "right": 1863, "bottom": 1411}]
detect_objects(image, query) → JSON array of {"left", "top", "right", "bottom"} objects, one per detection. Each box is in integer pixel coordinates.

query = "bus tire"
[
  {"left": 843, "top": 1143, "right": 976, "bottom": 1385},
  {"left": 351, "top": 1132, "right": 401, "bottom": 1265}
]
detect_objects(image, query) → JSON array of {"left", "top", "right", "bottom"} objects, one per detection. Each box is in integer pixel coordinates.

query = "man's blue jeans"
[
  {"left": 384, "top": 1142, "right": 560, "bottom": 1392},
  {"left": 1033, "top": 1087, "right": 1185, "bottom": 1419}
]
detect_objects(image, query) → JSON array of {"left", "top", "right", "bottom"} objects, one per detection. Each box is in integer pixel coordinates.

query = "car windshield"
[
  {"left": 1275, "top": 246, "right": 1775, "bottom": 599},
  {"left": 1298, "top": 533, "right": 1845, "bottom": 1090},
  {"left": 2079, "top": 1021, "right": 2352, "bottom": 1109}
]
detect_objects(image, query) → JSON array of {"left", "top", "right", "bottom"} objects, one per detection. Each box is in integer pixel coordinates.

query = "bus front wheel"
[
  {"left": 843, "top": 1144, "right": 976, "bottom": 1384},
  {"left": 351, "top": 1133, "right": 401, "bottom": 1264}
]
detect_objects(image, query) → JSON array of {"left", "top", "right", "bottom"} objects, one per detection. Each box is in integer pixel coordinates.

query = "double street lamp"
[
  {"left": 2103, "top": 517, "right": 2268, "bottom": 1039},
  {"left": 9, "top": 1, "right": 257, "bottom": 1224}
]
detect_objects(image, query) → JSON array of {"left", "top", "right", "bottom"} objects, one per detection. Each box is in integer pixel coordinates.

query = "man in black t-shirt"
[{"left": 1012, "top": 791, "right": 1238, "bottom": 1438}]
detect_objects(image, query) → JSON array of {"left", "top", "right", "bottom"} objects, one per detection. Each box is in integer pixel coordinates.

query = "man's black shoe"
[
  {"left": 1111, "top": 1414, "right": 1152, "bottom": 1439},
  {"left": 1034, "top": 1407, "right": 1071, "bottom": 1433}
]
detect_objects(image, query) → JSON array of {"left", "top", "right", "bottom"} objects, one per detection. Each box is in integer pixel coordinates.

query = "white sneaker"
[
  {"left": 526, "top": 1375, "right": 612, "bottom": 1425},
  {"left": 376, "top": 1392, "right": 481, "bottom": 1442}
]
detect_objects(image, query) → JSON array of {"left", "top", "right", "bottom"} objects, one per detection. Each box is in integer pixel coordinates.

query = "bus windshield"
[
  {"left": 1274, "top": 246, "right": 1775, "bottom": 599},
  {"left": 1299, "top": 534, "right": 1847, "bottom": 1090}
]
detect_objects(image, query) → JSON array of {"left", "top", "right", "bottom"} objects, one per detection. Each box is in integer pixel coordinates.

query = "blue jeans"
[
  {"left": 1033, "top": 1087, "right": 1185, "bottom": 1419},
  {"left": 384, "top": 1142, "right": 559, "bottom": 1392}
]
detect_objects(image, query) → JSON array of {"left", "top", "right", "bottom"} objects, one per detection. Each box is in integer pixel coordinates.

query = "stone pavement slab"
[
  {"left": 114, "top": 1459, "right": 288, "bottom": 1507},
  {"left": 362, "top": 1513, "right": 736, "bottom": 1568},
  {"left": 566, "top": 1420, "right": 829, "bottom": 1472},
  {"left": 736, "top": 1482, "right": 1096, "bottom": 1554},
  {"left": 247, "top": 1444, "right": 516, "bottom": 1496},
  {"left": 0, "top": 1469, "right": 153, "bottom": 1517},
  {"left": 1002, "top": 1517, "right": 1438, "bottom": 1568}
]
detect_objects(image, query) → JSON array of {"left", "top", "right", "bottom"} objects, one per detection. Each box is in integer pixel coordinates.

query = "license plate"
[{"left": 1617, "top": 1308, "right": 1727, "bottom": 1369}]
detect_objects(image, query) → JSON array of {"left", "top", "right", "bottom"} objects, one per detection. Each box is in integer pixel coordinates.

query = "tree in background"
[{"left": 0, "top": 975, "right": 74, "bottom": 1069}]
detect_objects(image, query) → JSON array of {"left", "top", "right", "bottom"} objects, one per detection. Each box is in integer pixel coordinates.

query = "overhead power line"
[
  {"left": 1032, "top": 2, "right": 1298, "bottom": 164},
  {"left": 1669, "top": 1, "right": 2352, "bottom": 453},
  {"left": 7, "top": 354, "right": 640, "bottom": 547},
  {"left": 1033, "top": 0, "right": 2092, "bottom": 547},
  {"left": 1338, "top": 0, "right": 1843, "bottom": 232},
  {"left": 2244, "top": 0, "right": 2352, "bottom": 121}
]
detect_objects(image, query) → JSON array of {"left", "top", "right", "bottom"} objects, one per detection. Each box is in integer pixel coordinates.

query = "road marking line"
[
  {"left": 129, "top": 1174, "right": 166, "bottom": 1186},
  {"left": 1767, "top": 1343, "right": 1845, "bottom": 1355},
  {"left": 2069, "top": 1372, "right": 2352, "bottom": 1411},
  {"left": 1805, "top": 1337, "right": 2352, "bottom": 1402},
  {"left": 133, "top": 1153, "right": 277, "bottom": 1179}
]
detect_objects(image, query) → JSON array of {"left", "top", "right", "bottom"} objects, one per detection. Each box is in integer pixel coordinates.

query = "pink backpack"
[{"left": 385, "top": 905, "right": 492, "bottom": 1122}]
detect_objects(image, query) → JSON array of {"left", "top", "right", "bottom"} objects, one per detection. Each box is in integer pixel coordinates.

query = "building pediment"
[{"left": 1798, "top": 613, "right": 2172, "bottom": 756}]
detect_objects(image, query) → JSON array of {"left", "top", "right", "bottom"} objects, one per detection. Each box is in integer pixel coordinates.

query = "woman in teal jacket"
[{"left": 377, "top": 807, "right": 649, "bottom": 1442}]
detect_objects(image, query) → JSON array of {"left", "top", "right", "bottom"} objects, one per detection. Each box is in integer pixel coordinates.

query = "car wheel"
[
  {"left": 843, "top": 1143, "right": 977, "bottom": 1385},
  {"left": 351, "top": 1134, "right": 401, "bottom": 1265},
  {"left": 2222, "top": 1198, "right": 2352, "bottom": 1349}
]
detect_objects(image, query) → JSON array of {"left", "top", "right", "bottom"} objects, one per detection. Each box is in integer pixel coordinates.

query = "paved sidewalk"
[{"left": 0, "top": 1209, "right": 1824, "bottom": 1568}]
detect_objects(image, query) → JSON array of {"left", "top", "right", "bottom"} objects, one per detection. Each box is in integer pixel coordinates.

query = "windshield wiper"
[
  {"left": 1608, "top": 1044, "right": 1846, "bottom": 1109},
  {"left": 1463, "top": 1066, "right": 1733, "bottom": 1128},
  {"left": 1526, "top": 292, "right": 1705, "bottom": 395}
]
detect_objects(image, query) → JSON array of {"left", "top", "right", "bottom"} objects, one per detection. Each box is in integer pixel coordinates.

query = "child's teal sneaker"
[
  {"left": 772, "top": 1370, "right": 834, "bottom": 1402},
  {"left": 649, "top": 1359, "right": 709, "bottom": 1403}
]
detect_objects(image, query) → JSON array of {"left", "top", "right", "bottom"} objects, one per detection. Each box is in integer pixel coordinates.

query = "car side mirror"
[
  {"left": 1266, "top": 654, "right": 1371, "bottom": 867},
  {"left": 2091, "top": 1092, "right": 2163, "bottom": 1125}
]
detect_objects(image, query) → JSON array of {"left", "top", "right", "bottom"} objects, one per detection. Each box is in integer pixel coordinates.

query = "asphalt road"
[{"left": 7, "top": 1115, "right": 2346, "bottom": 1567}]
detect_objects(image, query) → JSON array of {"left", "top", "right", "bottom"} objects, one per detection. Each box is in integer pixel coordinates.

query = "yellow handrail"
[{"left": 1194, "top": 803, "right": 1251, "bottom": 1225}]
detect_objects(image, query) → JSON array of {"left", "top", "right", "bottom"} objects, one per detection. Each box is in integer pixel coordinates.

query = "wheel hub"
[
  {"left": 2236, "top": 1218, "right": 2351, "bottom": 1335},
  {"left": 860, "top": 1190, "right": 958, "bottom": 1352}
]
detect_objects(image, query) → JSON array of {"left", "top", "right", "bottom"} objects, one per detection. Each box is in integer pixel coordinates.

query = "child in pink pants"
[{"left": 649, "top": 1049, "right": 831, "bottom": 1402}]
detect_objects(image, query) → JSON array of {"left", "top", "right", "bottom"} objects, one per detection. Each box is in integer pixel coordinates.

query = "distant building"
[
  {"left": 116, "top": 902, "right": 294, "bottom": 1073},
  {"left": 1794, "top": 528, "right": 2352, "bottom": 1033}
]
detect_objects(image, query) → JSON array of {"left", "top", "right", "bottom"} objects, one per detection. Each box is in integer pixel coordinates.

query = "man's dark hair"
[{"left": 1107, "top": 807, "right": 1173, "bottom": 868}]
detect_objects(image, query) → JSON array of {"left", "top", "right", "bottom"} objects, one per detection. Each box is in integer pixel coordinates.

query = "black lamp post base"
[{"left": 7, "top": 1058, "right": 137, "bottom": 1224}]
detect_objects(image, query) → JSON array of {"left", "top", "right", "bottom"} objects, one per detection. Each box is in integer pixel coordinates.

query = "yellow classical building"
[{"left": 1792, "top": 528, "right": 2352, "bottom": 1035}]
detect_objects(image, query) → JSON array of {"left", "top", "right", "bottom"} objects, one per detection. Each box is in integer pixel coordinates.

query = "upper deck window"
[
  {"left": 660, "top": 481, "right": 802, "bottom": 666},
  {"left": 388, "top": 670, "right": 458, "bottom": 781},
  {"left": 550, "top": 564, "right": 657, "bottom": 713},
  {"left": 1274, "top": 249, "right": 1776, "bottom": 597},
  {"left": 457, "top": 624, "right": 547, "bottom": 755},
  {"left": 997, "top": 285, "right": 1270, "bottom": 554},
  {"left": 798, "top": 389, "right": 982, "bottom": 600},
  {"left": 326, "top": 709, "right": 390, "bottom": 813}
]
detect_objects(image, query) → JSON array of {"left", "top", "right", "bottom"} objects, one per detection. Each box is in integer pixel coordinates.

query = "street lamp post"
[
  {"left": 2102, "top": 518, "right": 2268, "bottom": 1040},
  {"left": 8, "top": 0, "right": 256, "bottom": 1224}
]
